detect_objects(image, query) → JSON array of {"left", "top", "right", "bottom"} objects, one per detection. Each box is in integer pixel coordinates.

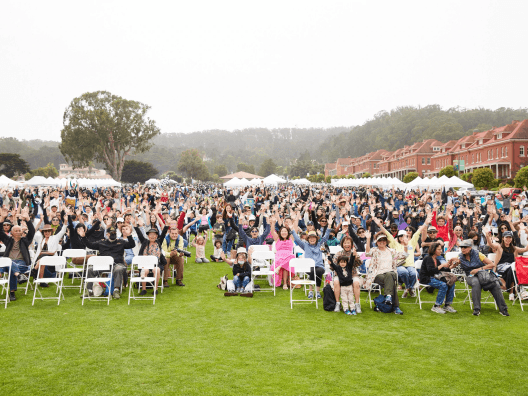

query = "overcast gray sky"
[{"left": 1, "top": 0, "right": 527, "bottom": 141}]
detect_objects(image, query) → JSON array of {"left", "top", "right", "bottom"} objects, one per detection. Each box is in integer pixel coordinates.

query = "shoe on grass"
[
  {"left": 431, "top": 305, "right": 446, "bottom": 314},
  {"left": 344, "top": 309, "right": 351, "bottom": 315},
  {"left": 444, "top": 305, "right": 457, "bottom": 313},
  {"left": 500, "top": 310, "right": 510, "bottom": 317},
  {"left": 163, "top": 281, "right": 169, "bottom": 288},
  {"left": 307, "top": 291, "right": 314, "bottom": 299},
  {"left": 402, "top": 289, "right": 409, "bottom": 298},
  {"left": 176, "top": 281, "right": 185, "bottom": 287},
  {"left": 409, "top": 289, "right": 416, "bottom": 298},
  {"left": 334, "top": 302, "right": 341, "bottom": 312},
  {"left": 393, "top": 307, "right": 403, "bottom": 315},
  {"left": 316, "top": 292, "right": 322, "bottom": 299},
  {"left": 9, "top": 293, "right": 16, "bottom": 301},
  {"left": 40, "top": 282, "right": 49, "bottom": 288},
  {"left": 384, "top": 295, "right": 392, "bottom": 305},
  {"left": 113, "top": 289, "right": 120, "bottom": 299},
  {"left": 139, "top": 290, "right": 147, "bottom": 296},
  {"left": 355, "top": 303, "right": 362, "bottom": 314},
  {"left": 17, "top": 274, "right": 28, "bottom": 284},
  {"left": 472, "top": 309, "right": 480, "bottom": 316}
]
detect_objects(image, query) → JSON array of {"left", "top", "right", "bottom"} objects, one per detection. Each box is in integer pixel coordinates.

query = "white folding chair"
[
  {"left": 128, "top": 256, "right": 159, "bottom": 305},
  {"left": 32, "top": 256, "right": 66, "bottom": 306},
  {"left": 0, "top": 258, "right": 12, "bottom": 309},
  {"left": 82, "top": 256, "right": 114, "bottom": 305},
  {"left": 250, "top": 245, "right": 270, "bottom": 253},
  {"left": 60, "top": 249, "right": 87, "bottom": 293},
  {"left": 511, "top": 261, "right": 528, "bottom": 311},
  {"left": 329, "top": 246, "right": 343, "bottom": 255},
  {"left": 250, "top": 251, "right": 275, "bottom": 295},
  {"left": 413, "top": 260, "right": 440, "bottom": 309},
  {"left": 17, "top": 251, "right": 34, "bottom": 296},
  {"left": 289, "top": 258, "right": 317, "bottom": 309},
  {"left": 294, "top": 245, "right": 305, "bottom": 258}
]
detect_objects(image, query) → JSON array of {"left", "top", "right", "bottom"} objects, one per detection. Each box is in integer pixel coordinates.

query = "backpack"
[
  {"left": 373, "top": 294, "right": 393, "bottom": 313},
  {"left": 323, "top": 284, "right": 337, "bottom": 311}
]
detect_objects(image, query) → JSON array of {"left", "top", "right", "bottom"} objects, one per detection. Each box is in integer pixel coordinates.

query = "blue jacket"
[{"left": 292, "top": 228, "right": 330, "bottom": 269}]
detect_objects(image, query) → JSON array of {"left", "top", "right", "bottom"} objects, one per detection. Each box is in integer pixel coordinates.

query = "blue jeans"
[
  {"left": 0, "top": 259, "right": 29, "bottom": 292},
  {"left": 428, "top": 278, "right": 455, "bottom": 306},
  {"left": 125, "top": 254, "right": 134, "bottom": 266},
  {"left": 397, "top": 266, "right": 417, "bottom": 289},
  {"left": 222, "top": 228, "right": 234, "bottom": 254},
  {"left": 233, "top": 275, "right": 250, "bottom": 289}
]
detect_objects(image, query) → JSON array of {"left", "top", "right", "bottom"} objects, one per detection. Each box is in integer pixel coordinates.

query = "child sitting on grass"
[
  {"left": 330, "top": 254, "right": 360, "bottom": 316},
  {"left": 192, "top": 234, "right": 209, "bottom": 263},
  {"left": 210, "top": 240, "right": 224, "bottom": 262},
  {"left": 231, "top": 247, "right": 252, "bottom": 296}
]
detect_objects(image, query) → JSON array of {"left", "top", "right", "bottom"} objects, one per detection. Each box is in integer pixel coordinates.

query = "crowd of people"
[{"left": 1, "top": 181, "right": 528, "bottom": 317}]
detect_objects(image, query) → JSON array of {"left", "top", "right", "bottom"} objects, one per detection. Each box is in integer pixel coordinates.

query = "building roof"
[{"left": 220, "top": 171, "right": 263, "bottom": 180}]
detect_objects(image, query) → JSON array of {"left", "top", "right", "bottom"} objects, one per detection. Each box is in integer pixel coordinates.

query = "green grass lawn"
[{"left": 1, "top": 241, "right": 527, "bottom": 396}]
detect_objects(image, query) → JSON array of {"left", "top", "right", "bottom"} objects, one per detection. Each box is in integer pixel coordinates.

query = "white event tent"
[{"left": 0, "top": 175, "right": 24, "bottom": 187}]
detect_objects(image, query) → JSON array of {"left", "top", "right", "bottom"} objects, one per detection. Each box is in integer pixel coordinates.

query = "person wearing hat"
[
  {"left": 33, "top": 215, "right": 68, "bottom": 286},
  {"left": 291, "top": 212, "right": 334, "bottom": 299},
  {"left": 420, "top": 225, "right": 442, "bottom": 256},
  {"left": 78, "top": 223, "right": 136, "bottom": 299},
  {"left": 372, "top": 213, "right": 432, "bottom": 298},
  {"left": 364, "top": 231, "right": 408, "bottom": 314},
  {"left": 486, "top": 230, "right": 528, "bottom": 301},
  {"left": 0, "top": 207, "right": 35, "bottom": 301},
  {"left": 134, "top": 224, "right": 170, "bottom": 295},
  {"left": 455, "top": 239, "right": 509, "bottom": 316},
  {"left": 231, "top": 247, "right": 252, "bottom": 295}
]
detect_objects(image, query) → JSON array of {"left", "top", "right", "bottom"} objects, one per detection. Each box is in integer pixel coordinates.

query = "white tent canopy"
[
  {"left": 145, "top": 178, "right": 160, "bottom": 185},
  {"left": 263, "top": 174, "right": 287, "bottom": 185},
  {"left": 25, "top": 176, "right": 57, "bottom": 186},
  {"left": 224, "top": 177, "right": 243, "bottom": 187},
  {"left": 0, "top": 175, "right": 24, "bottom": 187},
  {"left": 291, "top": 178, "right": 311, "bottom": 185}
]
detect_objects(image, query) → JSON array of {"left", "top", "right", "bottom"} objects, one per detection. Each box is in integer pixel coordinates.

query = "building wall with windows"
[{"left": 327, "top": 120, "right": 528, "bottom": 180}]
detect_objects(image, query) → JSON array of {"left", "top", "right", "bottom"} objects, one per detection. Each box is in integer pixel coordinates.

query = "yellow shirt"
[{"left": 386, "top": 230, "right": 421, "bottom": 267}]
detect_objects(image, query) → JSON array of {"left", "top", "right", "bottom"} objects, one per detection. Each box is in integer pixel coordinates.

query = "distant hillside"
[
  {"left": 318, "top": 105, "right": 528, "bottom": 163},
  {"left": 1, "top": 127, "right": 348, "bottom": 176},
  {"left": 0, "top": 137, "right": 65, "bottom": 170},
  {"left": 129, "top": 127, "right": 349, "bottom": 175}
]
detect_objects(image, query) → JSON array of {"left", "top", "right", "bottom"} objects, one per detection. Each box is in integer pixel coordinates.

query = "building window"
[
  {"left": 521, "top": 146, "right": 525, "bottom": 157},
  {"left": 497, "top": 133, "right": 502, "bottom": 139},
  {"left": 496, "top": 148, "right": 499, "bottom": 159},
  {"left": 501, "top": 147, "right": 504, "bottom": 158},
  {"left": 505, "top": 147, "right": 508, "bottom": 157},
  {"left": 427, "top": 158, "right": 431, "bottom": 165},
  {"left": 422, "top": 157, "right": 425, "bottom": 165}
]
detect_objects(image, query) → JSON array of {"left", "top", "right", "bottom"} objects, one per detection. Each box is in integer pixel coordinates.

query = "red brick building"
[
  {"left": 426, "top": 120, "right": 528, "bottom": 179},
  {"left": 325, "top": 120, "right": 528, "bottom": 180}
]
